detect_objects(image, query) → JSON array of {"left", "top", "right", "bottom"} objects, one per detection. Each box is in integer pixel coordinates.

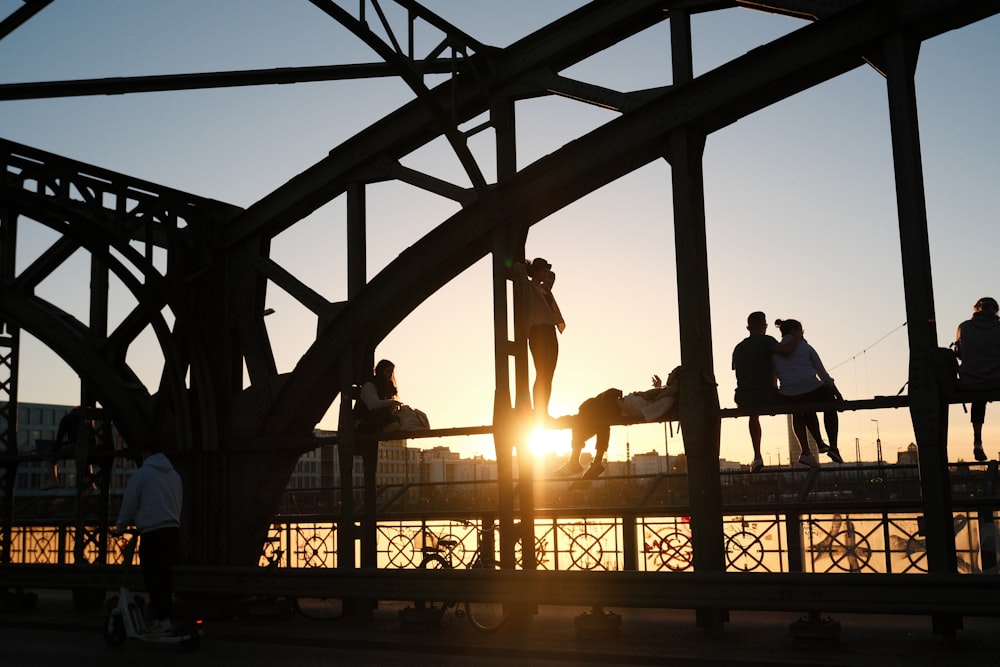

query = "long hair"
[
  {"left": 371, "top": 359, "right": 398, "bottom": 399},
  {"left": 774, "top": 318, "right": 802, "bottom": 337}
]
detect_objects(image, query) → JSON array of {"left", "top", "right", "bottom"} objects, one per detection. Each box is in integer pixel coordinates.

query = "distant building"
[
  {"left": 12, "top": 402, "right": 133, "bottom": 495},
  {"left": 896, "top": 442, "right": 918, "bottom": 466},
  {"left": 422, "top": 449, "right": 497, "bottom": 484},
  {"left": 633, "top": 450, "right": 668, "bottom": 475},
  {"left": 293, "top": 433, "right": 496, "bottom": 490}
]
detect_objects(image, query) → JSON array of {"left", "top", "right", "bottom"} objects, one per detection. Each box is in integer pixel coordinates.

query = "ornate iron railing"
[{"left": 6, "top": 464, "right": 997, "bottom": 575}]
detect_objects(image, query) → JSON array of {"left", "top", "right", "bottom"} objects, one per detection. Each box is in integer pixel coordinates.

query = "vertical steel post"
[
  {"left": 338, "top": 182, "right": 370, "bottom": 615},
  {"left": 882, "top": 29, "right": 958, "bottom": 638},
  {"left": 0, "top": 327, "right": 16, "bottom": 566},
  {"left": 669, "top": 8, "right": 726, "bottom": 632},
  {"left": 342, "top": 182, "right": 368, "bottom": 560},
  {"left": 491, "top": 95, "right": 535, "bottom": 571},
  {"left": 0, "top": 204, "right": 17, "bottom": 567}
]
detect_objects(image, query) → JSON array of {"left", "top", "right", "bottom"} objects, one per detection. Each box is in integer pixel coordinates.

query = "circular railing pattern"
[
  {"left": 645, "top": 530, "right": 694, "bottom": 572},
  {"left": 725, "top": 530, "right": 766, "bottom": 572},
  {"left": 235, "top": 511, "right": 979, "bottom": 574}
]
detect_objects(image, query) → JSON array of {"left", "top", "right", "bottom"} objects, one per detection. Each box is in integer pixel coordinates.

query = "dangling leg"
[
  {"left": 823, "top": 409, "right": 843, "bottom": 463},
  {"left": 42, "top": 457, "right": 60, "bottom": 490},
  {"left": 972, "top": 401, "right": 988, "bottom": 461},
  {"left": 583, "top": 425, "right": 609, "bottom": 479},
  {"left": 748, "top": 415, "right": 764, "bottom": 472},
  {"left": 554, "top": 426, "right": 589, "bottom": 477},
  {"left": 794, "top": 413, "right": 820, "bottom": 468},
  {"left": 802, "top": 411, "right": 825, "bottom": 455}
]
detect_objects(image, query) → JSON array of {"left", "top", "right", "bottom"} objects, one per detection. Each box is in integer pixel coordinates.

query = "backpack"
[
  {"left": 933, "top": 346, "right": 959, "bottom": 395},
  {"left": 578, "top": 388, "right": 624, "bottom": 421}
]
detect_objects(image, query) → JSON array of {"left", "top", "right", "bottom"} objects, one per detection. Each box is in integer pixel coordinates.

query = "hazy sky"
[{"left": 3, "top": 2, "right": 999, "bottom": 468}]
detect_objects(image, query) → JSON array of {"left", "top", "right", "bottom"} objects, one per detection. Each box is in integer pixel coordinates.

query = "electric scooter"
[{"left": 103, "top": 530, "right": 203, "bottom": 651}]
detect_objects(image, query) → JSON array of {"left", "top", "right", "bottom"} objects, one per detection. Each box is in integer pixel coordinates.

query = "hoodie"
[
  {"left": 115, "top": 452, "right": 182, "bottom": 534},
  {"left": 956, "top": 311, "right": 1000, "bottom": 390}
]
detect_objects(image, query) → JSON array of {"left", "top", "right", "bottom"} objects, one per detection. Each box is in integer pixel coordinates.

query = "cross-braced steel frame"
[{"left": 2, "top": 0, "right": 999, "bottom": 635}]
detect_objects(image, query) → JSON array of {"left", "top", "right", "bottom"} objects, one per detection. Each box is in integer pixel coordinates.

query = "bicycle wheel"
[
  {"left": 464, "top": 559, "right": 508, "bottom": 633},
  {"left": 416, "top": 553, "right": 450, "bottom": 613}
]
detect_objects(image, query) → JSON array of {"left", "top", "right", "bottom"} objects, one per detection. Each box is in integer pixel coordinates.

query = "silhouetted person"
[
  {"left": 772, "top": 318, "right": 844, "bottom": 468},
  {"left": 554, "top": 369, "right": 679, "bottom": 480},
  {"left": 112, "top": 442, "right": 182, "bottom": 636},
  {"left": 955, "top": 297, "right": 1000, "bottom": 462},
  {"left": 42, "top": 407, "right": 92, "bottom": 490},
  {"left": 513, "top": 257, "right": 565, "bottom": 422},
  {"left": 732, "top": 311, "right": 799, "bottom": 472},
  {"left": 355, "top": 359, "right": 402, "bottom": 435}
]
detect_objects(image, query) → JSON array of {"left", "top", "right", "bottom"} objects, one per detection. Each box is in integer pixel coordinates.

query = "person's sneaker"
[
  {"left": 974, "top": 446, "right": 988, "bottom": 462},
  {"left": 40, "top": 478, "right": 60, "bottom": 490},
  {"left": 553, "top": 460, "right": 584, "bottom": 477},
  {"left": 750, "top": 456, "right": 764, "bottom": 473},
  {"left": 827, "top": 448, "right": 844, "bottom": 464},
  {"left": 797, "top": 453, "right": 821, "bottom": 469},
  {"left": 581, "top": 462, "right": 605, "bottom": 480},
  {"left": 816, "top": 443, "right": 830, "bottom": 454}
]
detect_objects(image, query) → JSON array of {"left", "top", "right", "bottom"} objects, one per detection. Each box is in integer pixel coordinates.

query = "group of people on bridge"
[
  {"left": 734, "top": 298, "right": 1000, "bottom": 472},
  {"left": 349, "top": 251, "right": 1000, "bottom": 479}
]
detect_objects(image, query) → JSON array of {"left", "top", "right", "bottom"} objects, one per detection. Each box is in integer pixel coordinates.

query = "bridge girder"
[{"left": 0, "top": 0, "right": 996, "bottom": 566}]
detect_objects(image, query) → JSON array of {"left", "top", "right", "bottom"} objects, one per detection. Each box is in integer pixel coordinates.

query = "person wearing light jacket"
[
  {"left": 113, "top": 443, "right": 182, "bottom": 635},
  {"left": 772, "top": 318, "right": 845, "bottom": 468}
]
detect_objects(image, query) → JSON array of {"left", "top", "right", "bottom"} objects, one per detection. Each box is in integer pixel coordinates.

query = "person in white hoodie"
[
  {"left": 955, "top": 297, "right": 1000, "bottom": 462},
  {"left": 113, "top": 443, "right": 183, "bottom": 635}
]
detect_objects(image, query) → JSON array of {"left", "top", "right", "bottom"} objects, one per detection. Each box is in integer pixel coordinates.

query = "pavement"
[{"left": 3, "top": 589, "right": 1000, "bottom": 666}]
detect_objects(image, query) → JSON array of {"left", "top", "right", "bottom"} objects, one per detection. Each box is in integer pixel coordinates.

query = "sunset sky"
[{"left": 3, "top": 2, "right": 999, "bottom": 468}]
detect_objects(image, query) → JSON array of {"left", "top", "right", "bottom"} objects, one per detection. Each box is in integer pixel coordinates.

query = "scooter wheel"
[
  {"left": 103, "top": 613, "right": 126, "bottom": 647},
  {"left": 176, "top": 621, "right": 203, "bottom": 651}
]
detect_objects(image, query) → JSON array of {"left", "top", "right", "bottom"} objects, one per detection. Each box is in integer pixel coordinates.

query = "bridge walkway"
[{"left": 4, "top": 589, "right": 999, "bottom": 666}]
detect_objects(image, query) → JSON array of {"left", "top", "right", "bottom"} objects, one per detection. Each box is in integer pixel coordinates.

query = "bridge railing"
[{"left": 5, "top": 463, "right": 997, "bottom": 576}]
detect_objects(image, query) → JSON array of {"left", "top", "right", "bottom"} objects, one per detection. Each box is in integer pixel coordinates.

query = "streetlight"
[{"left": 871, "top": 419, "right": 883, "bottom": 465}]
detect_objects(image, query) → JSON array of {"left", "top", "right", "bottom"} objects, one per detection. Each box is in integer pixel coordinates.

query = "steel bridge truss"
[{"left": 2, "top": 0, "right": 999, "bottom": 637}]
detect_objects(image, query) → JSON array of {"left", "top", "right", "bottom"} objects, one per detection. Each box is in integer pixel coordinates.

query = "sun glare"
[{"left": 528, "top": 427, "right": 570, "bottom": 458}]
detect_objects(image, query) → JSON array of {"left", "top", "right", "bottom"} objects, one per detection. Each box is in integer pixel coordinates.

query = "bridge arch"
[{"left": 1, "top": 2, "right": 997, "bottom": 573}]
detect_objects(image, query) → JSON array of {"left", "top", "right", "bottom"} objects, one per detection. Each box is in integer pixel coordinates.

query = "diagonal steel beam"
[
  {"left": 0, "top": 0, "right": 53, "bottom": 42},
  {"left": 264, "top": 0, "right": 1000, "bottom": 432},
  {"left": 224, "top": 0, "right": 675, "bottom": 247},
  {"left": 0, "top": 61, "right": 459, "bottom": 101}
]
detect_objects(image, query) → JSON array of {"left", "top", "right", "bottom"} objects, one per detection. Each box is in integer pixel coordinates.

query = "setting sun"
[{"left": 527, "top": 427, "right": 571, "bottom": 458}]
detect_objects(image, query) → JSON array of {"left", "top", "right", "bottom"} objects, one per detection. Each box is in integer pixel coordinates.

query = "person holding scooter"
[{"left": 112, "top": 441, "right": 182, "bottom": 636}]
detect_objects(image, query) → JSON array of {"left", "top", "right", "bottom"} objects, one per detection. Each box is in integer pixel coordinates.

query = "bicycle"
[{"left": 414, "top": 524, "right": 509, "bottom": 633}]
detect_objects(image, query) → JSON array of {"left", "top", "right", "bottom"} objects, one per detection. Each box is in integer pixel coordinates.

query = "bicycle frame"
[{"left": 413, "top": 522, "right": 508, "bottom": 632}]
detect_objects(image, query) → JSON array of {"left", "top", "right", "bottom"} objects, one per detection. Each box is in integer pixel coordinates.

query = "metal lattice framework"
[{"left": 1, "top": 3, "right": 998, "bottom": 625}]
